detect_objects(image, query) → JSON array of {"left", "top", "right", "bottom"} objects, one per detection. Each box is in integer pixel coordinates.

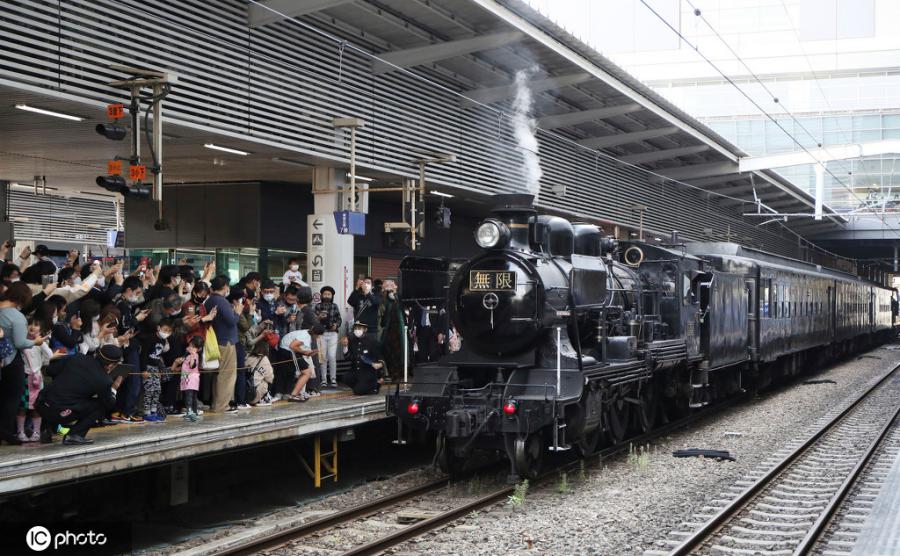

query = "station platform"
[
  {"left": 0, "top": 391, "right": 387, "bottom": 496},
  {"left": 849, "top": 419, "right": 900, "bottom": 555}
]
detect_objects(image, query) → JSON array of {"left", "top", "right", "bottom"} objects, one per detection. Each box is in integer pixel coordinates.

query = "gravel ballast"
[{"left": 393, "top": 344, "right": 900, "bottom": 555}]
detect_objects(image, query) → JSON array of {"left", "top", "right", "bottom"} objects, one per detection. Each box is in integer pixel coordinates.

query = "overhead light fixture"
[
  {"left": 204, "top": 143, "right": 250, "bottom": 156},
  {"left": 430, "top": 190, "right": 454, "bottom": 198},
  {"left": 346, "top": 173, "right": 374, "bottom": 182},
  {"left": 15, "top": 103, "right": 83, "bottom": 121},
  {"left": 272, "top": 156, "right": 312, "bottom": 168}
]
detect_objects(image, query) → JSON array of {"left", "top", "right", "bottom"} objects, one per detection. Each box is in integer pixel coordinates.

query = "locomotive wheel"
[
  {"left": 637, "top": 382, "right": 659, "bottom": 433},
  {"left": 606, "top": 399, "right": 630, "bottom": 444},
  {"left": 574, "top": 426, "right": 602, "bottom": 457},
  {"left": 513, "top": 434, "right": 544, "bottom": 480},
  {"left": 436, "top": 432, "right": 466, "bottom": 476}
]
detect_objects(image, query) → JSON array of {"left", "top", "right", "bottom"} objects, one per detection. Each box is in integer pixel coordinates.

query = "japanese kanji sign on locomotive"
[{"left": 469, "top": 270, "right": 517, "bottom": 291}]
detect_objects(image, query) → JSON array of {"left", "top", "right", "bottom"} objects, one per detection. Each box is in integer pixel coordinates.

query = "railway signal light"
[
  {"left": 95, "top": 123, "right": 127, "bottom": 140},
  {"left": 434, "top": 206, "right": 451, "bottom": 229},
  {"left": 407, "top": 401, "right": 420, "bottom": 415},
  {"left": 503, "top": 401, "right": 517, "bottom": 415}
]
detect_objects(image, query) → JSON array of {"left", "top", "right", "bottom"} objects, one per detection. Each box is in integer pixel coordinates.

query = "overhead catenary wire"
[
  {"left": 643, "top": 0, "right": 900, "bottom": 240},
  {"left": 109, "top": 0, "right": 847, "bottom": 261}
]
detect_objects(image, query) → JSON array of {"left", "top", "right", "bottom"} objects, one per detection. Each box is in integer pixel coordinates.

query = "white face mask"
[
  {"left": 363, "top": 284, "right": 372, "bottom": 294},
  {"left": 290, "top": 264, "right": 299, "bottom": 271},
  {"left": 158, "top": 331, "right": 171, "bottom": 340},
  {"left": 353, "top": 329, "right": 364, "bottom": 338},
  {"left": 52, "top": 315, "right": 59, "bottom": 325},
  {"left": 263, "top": 293, "right": 275, "bottom": 302},
  {"left": 10, "top": 277, "right": 19, "bottom": 283},
  {"left": 73, "top": 277, "right": 82, "bottom": 286},
  {"left": 170, "top": 308, "right": 181, "bottom": 316},
  {"left": 96, "top": 276, "right": 105, "bottom": 288}
]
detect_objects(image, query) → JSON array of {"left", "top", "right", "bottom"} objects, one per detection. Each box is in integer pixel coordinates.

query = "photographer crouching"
[{"left": 36, "top": 345, "right": 127, "bottom": 445}]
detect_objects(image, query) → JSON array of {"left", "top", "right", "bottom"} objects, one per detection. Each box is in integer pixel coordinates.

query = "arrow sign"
[
  {"left": 312, "top": 218, "right": 323, "bottom": 230},
  {"left": 312, "top": 255, "right": 323, "bottom": 267}
]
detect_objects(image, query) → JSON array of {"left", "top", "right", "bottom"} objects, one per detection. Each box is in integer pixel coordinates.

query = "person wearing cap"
[
  {"left": 20, "top": 244, "right": 59, "bottom": 286},
  {"left": 314, "top": 286, "right": 342, "bottom": 388},
  {"left": 36, "top": 344, "right": 125, "bottom": 445},
  {"left": 340, "top": 322, "right": 385, "bottom": 395}
]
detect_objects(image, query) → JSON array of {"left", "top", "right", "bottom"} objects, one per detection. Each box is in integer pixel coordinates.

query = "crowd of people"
[{"left": 0, "top": 242, "right": 459, "bottom": 447}]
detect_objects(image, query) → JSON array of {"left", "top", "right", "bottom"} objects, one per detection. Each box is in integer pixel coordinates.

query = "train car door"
[
  {"left": 690, "top": 272, "right": 713, "bottom": 359},
  {"left": 746, "top": 277, "right": 757, "bottom": 360}
]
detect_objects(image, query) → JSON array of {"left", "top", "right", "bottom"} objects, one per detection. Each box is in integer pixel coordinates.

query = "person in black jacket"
[
  {"left": 340, "top": 322, "right": 385, "bottom": 395},
  {"left": 36, "top": 345, "right": 124, "bottom": 445}
]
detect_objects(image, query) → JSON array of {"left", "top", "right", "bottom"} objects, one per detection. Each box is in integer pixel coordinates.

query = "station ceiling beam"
[
  {"left": 536, "top": 103, "right": 642, "bottom": 130},
  {"left": 648, "top": 160, "right": 739, "bottom": 183},
  {"left": 461, "top": 73, "right": 592, "bottom": 106},
  {"left": 578, "top": 126, "right": 679, "bottom": 149},
  {"left": 619, "top": 145, "right": 710, "bottom": 164},
  {"left": 372, "top": 31, "right": 523, "bottom": 74},
  {"left": 684, "top": 175, "right": 750, "bottom": 188},
  {"left": 248, "top": 0, "right": 353, "bottom": 28}
]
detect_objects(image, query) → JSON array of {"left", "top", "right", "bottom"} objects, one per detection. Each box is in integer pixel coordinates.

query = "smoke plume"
[{"left": 512, "top": 68, "right": 543, "bottom": 199}]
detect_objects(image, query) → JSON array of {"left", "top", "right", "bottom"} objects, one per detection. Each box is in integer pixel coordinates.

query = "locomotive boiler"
[{"left": 388, "top": 194, "right": 899, "bottom": 480}]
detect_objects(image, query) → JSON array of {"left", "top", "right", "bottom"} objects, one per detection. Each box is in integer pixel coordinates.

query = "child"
[
  {"left": 50, "top": 310, "right": 83, "bottom": 356},
  {"left": 180, "top": 336, "right": 203, "bottom": 421},
  {"left": 18, "top": 318, "right": 52, "bottom": 441},
  {"left": 281, "top": 258, "right": 307, "bottom": 287},
  {"left": 140, "top": 319, "right": 173, "bottom": 422}
]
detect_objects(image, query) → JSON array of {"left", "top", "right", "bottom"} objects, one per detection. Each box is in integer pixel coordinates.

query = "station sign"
[{"left": 334, "top": 210, "right": 365, "bottom": 235}]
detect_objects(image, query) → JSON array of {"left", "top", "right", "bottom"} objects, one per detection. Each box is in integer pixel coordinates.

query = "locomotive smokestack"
[
  {"left": 490, "top": 194, "right": 536, "bottom": 250},
  {"left": 671, "top": 230, "right": 680, "bottom": 245}
]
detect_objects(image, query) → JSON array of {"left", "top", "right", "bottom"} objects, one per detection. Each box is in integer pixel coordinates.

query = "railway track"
[
  {"left": 660, "top": 363, "right": 900, "bottom": 556},
  {"left": 214, "top": 398, "right": 733, "bottom": 556}
]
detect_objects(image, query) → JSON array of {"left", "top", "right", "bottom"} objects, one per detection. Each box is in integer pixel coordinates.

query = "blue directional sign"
[{"left": 334, "top": 210, "right": 365, "bottom": 235}]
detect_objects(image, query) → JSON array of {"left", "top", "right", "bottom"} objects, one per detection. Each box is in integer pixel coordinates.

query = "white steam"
[{"left": 511, "top": 68, "right": 543, "bottom": 199}]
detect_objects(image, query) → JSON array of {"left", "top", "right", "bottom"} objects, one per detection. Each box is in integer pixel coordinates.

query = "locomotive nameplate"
[{"left": 469, "top": 270, "right": 517, "bottom": 291}]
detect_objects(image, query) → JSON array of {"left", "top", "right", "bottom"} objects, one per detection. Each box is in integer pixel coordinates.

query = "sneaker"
[
  {"left": 287, "top": 395, "right": 307, "bottom": 402},
  {"left": 225, "top": 407, "right": 240, "bottom": 414},
  {"left": 169, "top": 408, "right": 186, "bottom": 417},
  {"left": 17, "top": 431, "right": 29, "bottom": 443},
  {"left": 128, "top": 415, "right": 144, "bottom": 423},
  {"left": 237, "top": 404, "right": 251, "bottom": 410},
  {"left": 57, "top": 425, "right": 70, "bottom": 436},
  {"left": 187, "top": 413, "right": 200, "bottom": 422},
  {"left": 28, "top": 431, "right": 40, "bottom": 442},
  {"left": 196, "top": 409, "right": 204, "bottom": 416},
  {"left": 255, "top": 398, "right": 272, "bottom": 407},
  {"left": 100, "top": 418, "right": 120, "bottom": 426},
  {"left": 62, "top": 434, "right": 94, "bottom": 445},
  {"left": 272, "top": 393, "right": 284, "bottom": 401},
  {"left": 144, "top": 413, "right": 164, "bottom": 422},
  {"left": 308, "top": 391, "right": 320, "bottom": 398},
  {"left": 110, "top": 412, "right": 129, "bottom": 423},
  {"left": 328, "top": 380, "right": 338, "bottom": 388}
]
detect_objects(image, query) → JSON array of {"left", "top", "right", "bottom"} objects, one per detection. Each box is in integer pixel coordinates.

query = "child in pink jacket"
[{"left": 180, "top": 337, "right": 203, "bottom": 422}]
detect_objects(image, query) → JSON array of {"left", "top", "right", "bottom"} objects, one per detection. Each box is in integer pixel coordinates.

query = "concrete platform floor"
[{"left": 0, "top": 389, "right": 387, "bottom": 496}]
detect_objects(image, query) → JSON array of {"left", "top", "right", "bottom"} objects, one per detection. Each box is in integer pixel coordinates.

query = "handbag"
[{"left": 203, "top": 326, "right": 221, "bottom": 370}]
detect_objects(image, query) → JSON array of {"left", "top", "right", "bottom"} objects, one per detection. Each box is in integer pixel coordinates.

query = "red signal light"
[
  {"left": 407, "top": 401, "right": 420, "bottom": 415},
  {"left": 503, "top": 401, "right": 517, "bottom": 415}
]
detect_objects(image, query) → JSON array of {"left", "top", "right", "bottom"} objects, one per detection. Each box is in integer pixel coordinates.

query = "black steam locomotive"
[{"left": 388, "top": 194, "right": 899, "bottom": 479}]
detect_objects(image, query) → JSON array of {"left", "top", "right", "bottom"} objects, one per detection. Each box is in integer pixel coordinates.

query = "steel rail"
[
  {"left": 668, "top": 363, "right": 900, "bottom": 556},
  {"left": 213, "top": 392, "right": 742, "bottom": 556},
  {"left": 793, "top": 404, "right": 900, "bottom": 555}
]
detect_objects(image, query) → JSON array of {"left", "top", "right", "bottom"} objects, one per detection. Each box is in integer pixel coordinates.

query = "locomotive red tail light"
[
  {"left": 407, "top": 401, "right": 420, "bottom": 415},
  {"left": 503, "top": 401, "right": 517, "bottom": 415}
]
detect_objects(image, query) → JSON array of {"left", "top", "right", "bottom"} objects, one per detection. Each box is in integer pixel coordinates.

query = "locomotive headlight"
[{"left": 475, "top": 220, "right": 507, "bottom": 248}]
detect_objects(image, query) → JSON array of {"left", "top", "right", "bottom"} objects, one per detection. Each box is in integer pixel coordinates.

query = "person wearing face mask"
[
  {"left": 54, "top": 265, "right": 101, "bottom": 304},
  {"left": 0, "top": 263, "right": 21, "bottom": 285},
  {"left": 50, "top": 308, "right": 84, "bottom": 357},
  {"left": 340, "top": 322, "right": 385, "bottom": 395},
  {"left": 139, "top": 319, "right": 174, "bottom": 421},
  {"left": 111, "top": 277, "right": 151, "bottom": 423},
  {"left": 181, "top": 281, "right": 217, "bottom": 410},
  {"left": 144, "top": 264, "right": 181, "bottom": 304},
  {"left": 347, "top": 277, "right": 381, "bottom": 334},
  {"left": 282, "top": 259, "right": 308, "bottom": 288},
  {"left": 257, "top": 280, "right": 279, "bottom": 323},
  {"left": 376, "top": 280, "right": 406, "bottom": 383},
  {"left": 315, "top": 286, "right": 342, "bottom": 388}
]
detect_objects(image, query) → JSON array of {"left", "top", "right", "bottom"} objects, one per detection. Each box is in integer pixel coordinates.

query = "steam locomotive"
[{"left": 387, "top": 194, "right": 899, "bottom": 480}]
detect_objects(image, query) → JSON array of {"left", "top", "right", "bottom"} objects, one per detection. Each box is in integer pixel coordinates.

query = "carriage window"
[
  {"left": 761, "top": 280, "right": 771, "bottom": 318},
  {"left": 807, "top": 289, "right": 811, "bottom": 315},
  {"left": 769, "top": 284, "right": 778, "bottom": 319}
]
